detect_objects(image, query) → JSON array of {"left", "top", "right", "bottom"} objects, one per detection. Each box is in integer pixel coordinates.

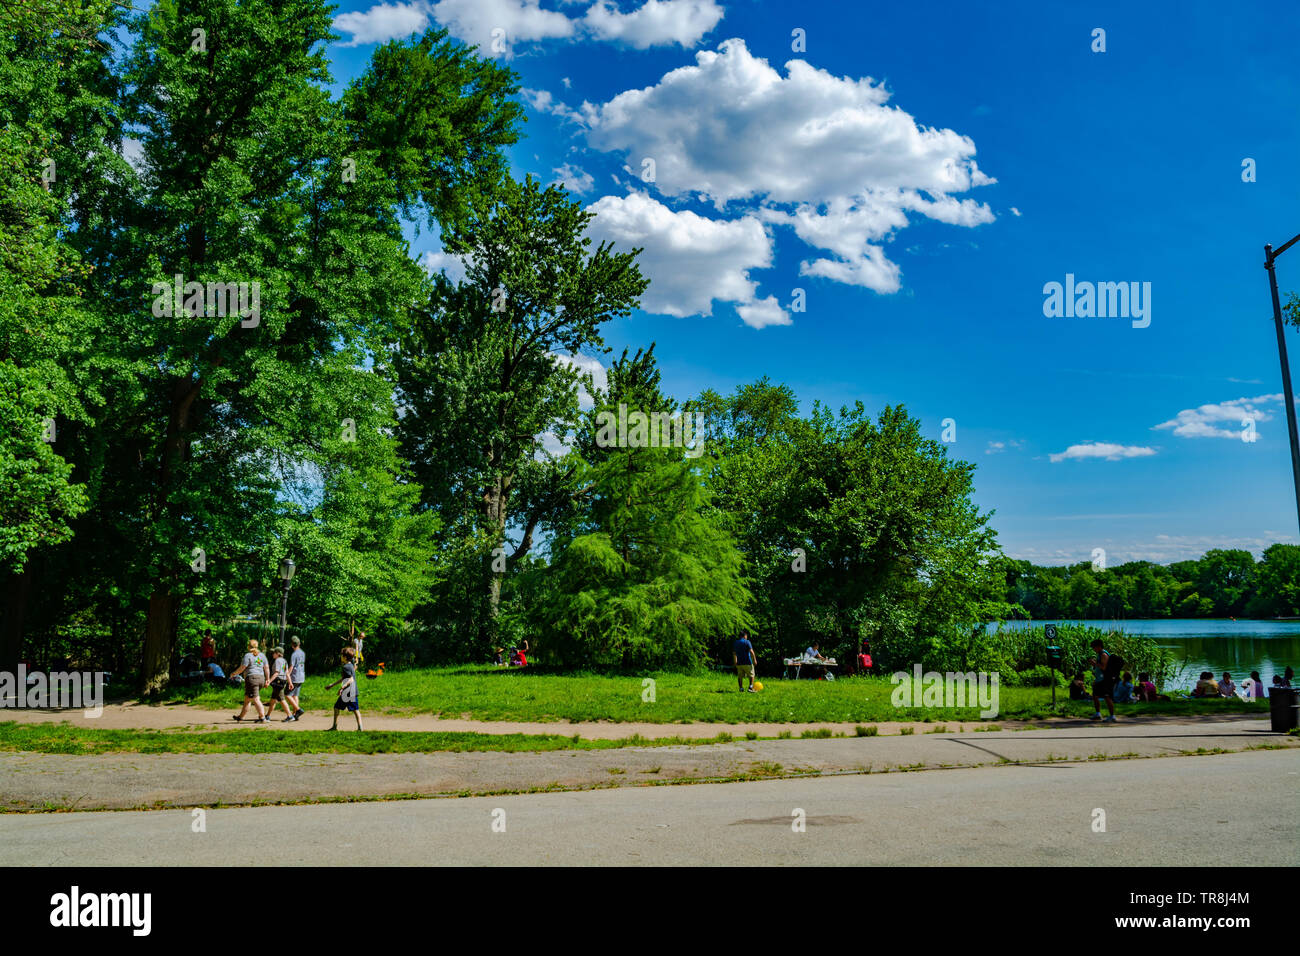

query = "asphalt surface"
[
  {"left": 2, "top": 749, "right": 1295, "bottom": 865},
  {"left": 0, "top": 717, "right": 1290, "bottom": 810}
]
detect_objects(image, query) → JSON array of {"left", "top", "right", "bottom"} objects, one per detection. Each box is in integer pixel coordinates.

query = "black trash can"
[{"left": 1268, "top": 687, "right": 1299, "bottom": 733}]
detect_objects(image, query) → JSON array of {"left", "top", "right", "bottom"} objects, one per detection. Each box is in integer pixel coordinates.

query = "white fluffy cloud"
[
  {"left": 1154, "top": 394, "right": 1281, "bottom": 439},
  {"left": 577, "top": 39, "right": 995, "bottom": 293},
  {"left": 333, "top": 0, "right": 719, "bottom": 52},
  {"left": 334, "top": 1, "right": 431, "bottom": 45},
  {"left": 430, "top": 0, "right": 576, "bottom": 51},
  {"left": 583, "top": 0, "right": 723, "bottom": 48},
  {"left": 1048, "top": 442, "right": 1157, "bottom": 463},
  {"left": 584, "top": 192, "right": 788, "bottom": 328}
]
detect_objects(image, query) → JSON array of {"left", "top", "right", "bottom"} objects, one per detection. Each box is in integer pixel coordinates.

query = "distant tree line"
[{"left": 994, "top": 545, "right": 1300, "bottom": 620}]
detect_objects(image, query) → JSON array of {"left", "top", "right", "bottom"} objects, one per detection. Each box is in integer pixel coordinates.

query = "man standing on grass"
[{"left": 733, "top": 631, "right": 757, "bottom": 693}]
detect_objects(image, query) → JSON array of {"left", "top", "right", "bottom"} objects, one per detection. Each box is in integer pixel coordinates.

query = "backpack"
[{"left": 1103, "top": 651, "right": 1124, "bottom": 680}]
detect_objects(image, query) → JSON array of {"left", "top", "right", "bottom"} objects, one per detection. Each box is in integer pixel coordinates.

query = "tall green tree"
[
  {"left": 71, "top": 4, "right": 524, "bottom": 690},
  {"left": 698, "top": 383, "right": 1007, "bottom": 670},
  {"left": 394, "top": 175, "right": 647, "bottom": 648},
  {"left": 537, "top": 347, "right": 751, "bottom": 669},
  {"left": 0, "top": 0, "right": 126, "bottom": 668}
]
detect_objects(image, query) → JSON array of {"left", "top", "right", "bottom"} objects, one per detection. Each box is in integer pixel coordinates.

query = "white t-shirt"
[{"left": 290, "top": 648, "right": 306, "bottom": 683}]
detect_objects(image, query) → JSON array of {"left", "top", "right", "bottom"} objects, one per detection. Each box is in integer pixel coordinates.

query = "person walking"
[
  {"left": 230, "top": 639, "right": 270, "bottom": 723},
  {"left": 285, "top": 636, "right": 306, "bottom": 719},
  {"left": 732, "top": 631, "right": 757, "bottom": 693},
  {"left": 265, "top": 646, "right": 295, "bottom": 721},
  {"left": 327, "top": 647, "right": 363, "bottom": 731}
]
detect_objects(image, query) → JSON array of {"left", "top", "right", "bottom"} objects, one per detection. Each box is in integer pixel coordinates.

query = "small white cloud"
[
  {"left": 334, "top": 1, "right": 431, "bottom": 47},
  {"left": 985, "top": 441, "right": 1006, "bottom": 454},
  {"left": 430, "top": 0, "right": 575, "bottom": 54},
  {"left": 583, "top": 0, "right": 723, "bottom": 49},
  {"left": 521, "top": 87, "right": 587, "bottom": 124},
  {"left": 1154, "top": 394, "right": 1281, "bottom": 439},
  {"left": 552, "top": 163, "right": 595, "bottom": 195},
  {"left": 736, "top": 295, "right": 791, "bottom": 329},
  {"left": 1049, "top": 442, "right": 1157, "bottom": 463},
  {"left": 561, "top": 76, "right": 572, "bottom": 88},
  {"left": 1010, "top": 207, "right": 1021, "bottom": 217},
  {"left": 418, "top": 248, "right": 469, "bottom": 285}
]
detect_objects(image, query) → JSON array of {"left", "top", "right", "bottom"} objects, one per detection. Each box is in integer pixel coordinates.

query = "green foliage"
[
  {"left": 697, "top": 380, "right": 1009, "bottom": 669},
  {"left": 998, "top": 547, "right": 1291, "bottom": 620},
  {"left": 536, "top": 348, "right": 751, "bottom": 669}
]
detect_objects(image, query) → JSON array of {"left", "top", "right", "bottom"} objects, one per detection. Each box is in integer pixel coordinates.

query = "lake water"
[{"left": 989, "top": 619, "right": 1300, "bottom": 691}]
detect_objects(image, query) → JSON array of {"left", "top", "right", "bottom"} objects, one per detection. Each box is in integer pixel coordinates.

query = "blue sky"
[{"left": 323, "top": 0, "right": 1300, "bottom": 565}]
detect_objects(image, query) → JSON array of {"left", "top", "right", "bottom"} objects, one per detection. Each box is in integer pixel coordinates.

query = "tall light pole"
[
  {"left": 278, "top": 558, "right": 296, "bottom": 648},
  {"left": 1265, "top": 233, "right": 1300, "bottom": 535}
]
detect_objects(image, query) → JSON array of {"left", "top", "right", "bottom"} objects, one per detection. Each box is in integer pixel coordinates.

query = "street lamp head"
[{"left": 279, "top": 558, "right": 296, "bottom": 582}]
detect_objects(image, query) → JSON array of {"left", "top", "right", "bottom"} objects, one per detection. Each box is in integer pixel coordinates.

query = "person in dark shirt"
[{"left": 732, "top": 632, "right": 757, "bottom": 693}]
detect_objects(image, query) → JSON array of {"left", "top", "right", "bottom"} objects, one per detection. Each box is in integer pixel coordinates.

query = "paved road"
[
  {"left": 1, "top": 718, "right": 1290, "bottom": 810},
  {"left": 3, "top": 749, "right": 1295, "bottom": 865}
]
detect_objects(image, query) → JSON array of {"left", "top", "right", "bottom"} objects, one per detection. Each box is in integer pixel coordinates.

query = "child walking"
[
  {"left": 266, "top": 646, "right": 296, "bottom": 721},
  {"left": 327, "top": 647, "right": 363, "bottom": 731}
]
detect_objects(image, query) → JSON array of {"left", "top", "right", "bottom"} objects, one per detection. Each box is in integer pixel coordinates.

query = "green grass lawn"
[
  {"left": 0, "top": 722, "right": 729, "bottom": 755},
  {"left": 150, "top": 666, "right": 1271, "bottom": 724}
]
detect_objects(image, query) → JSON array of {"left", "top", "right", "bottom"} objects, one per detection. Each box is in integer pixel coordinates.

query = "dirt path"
[{"left": 0, "top": 700, "right": 1267, "bottom": 739}]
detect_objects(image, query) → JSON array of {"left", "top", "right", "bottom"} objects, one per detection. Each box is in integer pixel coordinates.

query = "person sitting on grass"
[
  {"left": 1218, "top": 672, "right": 1236, "bottom": 698},
  {"left": 1135, "top": 673, "right": 1158, "bottom": 702},
  {"left": 204, "top": 658, "right": 225, "bottom": 683},
  {"left": 1191, "top": 671, "right": 1219, "bottom": 698},
  {"left": 1069, "top": 671, "right": 1091, "bottom": 700},
  {"left": 1113, "top": 671, "right": 1135, "bottom": 704},
  {"left": 326, "top": 647, "right": 363, "bottom": 731}
]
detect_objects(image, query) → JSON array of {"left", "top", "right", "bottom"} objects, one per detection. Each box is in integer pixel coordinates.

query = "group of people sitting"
[
  {"left": 492, "top": 640, "right": 529, "bottom": 667},
  {"left": 1069, "top": 669, "right": 1161, "bottom": 703},
  {"left": 1191, "top": 667, "right": 1293, "bottom": 699},
  {"left": 1069, "top": 664, "right": 1295, "bottom": 702}
]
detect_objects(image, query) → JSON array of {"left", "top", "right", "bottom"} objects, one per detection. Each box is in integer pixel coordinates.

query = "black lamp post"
[
  {"left": 1265, "top": 233, "right": 1300, "bottom": 536},
  {"left": 278, "top": 558, "right": 296, "bottom": 647}
]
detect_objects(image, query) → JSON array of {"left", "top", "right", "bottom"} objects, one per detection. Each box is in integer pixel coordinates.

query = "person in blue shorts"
[{"left": 326, "top": 647, "right": 363, "bottom": 731}]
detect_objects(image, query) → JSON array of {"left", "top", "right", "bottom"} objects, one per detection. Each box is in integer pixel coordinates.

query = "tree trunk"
[
  {"left": 140, "top": 590, "right": 177, "bottom": 694},
  {"left": 140, "top": 376, "right": 201, "bottom": 693},
  {"left": 481, "top": 472, "right": 507, "bottom": 646},
  {"left": 0, "top": 565, "right": 33, "bottom": 673}
]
